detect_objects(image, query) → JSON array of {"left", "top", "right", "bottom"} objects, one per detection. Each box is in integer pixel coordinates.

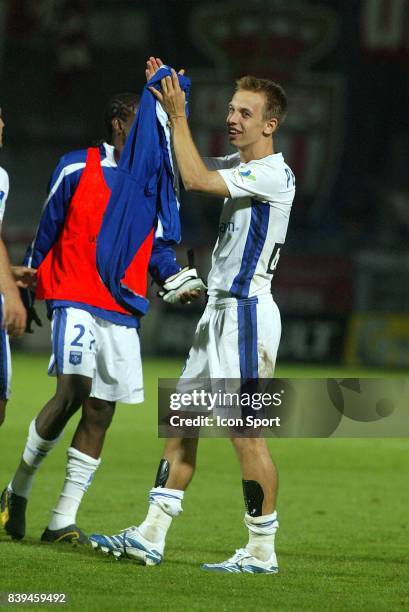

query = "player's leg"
[
  {"left": 89, "top": 310, "right": 210, "bottom": 563},
  {"left": 137, "top": 437, "right": 198, "bottom": 539},
  {"left": 1, "top": 308, "right": 94, "bottom": 540},
  {"left": 72, "top": 397, "right": 116, "bottom": 459},
  {"left": 202, "top": 436, "right": 279, "bottom": 574},
  {"left": 232, "top": 436, "right": 278, "bottom": 513},
  {"left": 202, "top": 296, "right": 280, "bottom": 573},
  {"left": 41, "top": 398, "right": 115, "bottom": 543},
  {"left": 235, "top": 436, "right": 278, "bottom": 551},
  {"left": 43, "top": 317, "right": 141, "bottom": 544},
  {"left": 89, "top": 437, "right": 198, "bottom": 562},
  {"left": 8, "top": 372, "right": 93, "bottom": 501},
  {"left": 35, "top": 373, "right": 93, "bottom": 439},
  {"left": 1, "top": 373, "right": 92, "bottom": 540}
]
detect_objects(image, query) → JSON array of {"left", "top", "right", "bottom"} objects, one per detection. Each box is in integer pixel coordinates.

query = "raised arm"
[{"left": 149, "top": 69, "right": 229, "bottom": 198}]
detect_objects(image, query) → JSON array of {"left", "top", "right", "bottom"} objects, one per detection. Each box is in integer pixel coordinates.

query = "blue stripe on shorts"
[
  {"left": 237, "top": 297, "right": 259, "bottom": 380},
  {"left": 0, "top": 325, "right": 8, "bottom": 399},
  {"left": 53, "top": 308, "right": 68, "bottom": 374}
]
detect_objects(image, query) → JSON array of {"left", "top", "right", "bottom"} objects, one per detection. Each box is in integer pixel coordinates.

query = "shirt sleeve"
[
  {"left": 217, "top": 160, "right": 288, "bottom": 204},
  {"left": 24, "top": 156, "right": 82, "bottom": 268},
  {"left": 0, "top": 168, "right": 10, "bottom": 225},
  {"left": 202, "top": 153, "right": 240, "bottom": 171},
  {"left": 148, "top": 237, "right": 181, "bottom": 285}
]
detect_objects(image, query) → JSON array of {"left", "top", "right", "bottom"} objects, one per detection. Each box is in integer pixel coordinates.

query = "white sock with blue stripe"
[
  {"left": 244, "top": 511, "right": 279, "bottom": 561},
  {"left": 138, "top": 487, "right": 184, "bottom": 543},
  {"left": 9, "top": 419, "right": 62, "bottom": 499},
  {"left": 48, "top": 447, "right": 101, "bottom": 530}
]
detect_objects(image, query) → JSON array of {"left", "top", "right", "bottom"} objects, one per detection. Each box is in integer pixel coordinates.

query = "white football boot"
[
  {"left": 202, "top": 548, "right": 278, "bottom": 574},
  {"left": 89, "top": 526, "right": 164, "bottom": 565}
]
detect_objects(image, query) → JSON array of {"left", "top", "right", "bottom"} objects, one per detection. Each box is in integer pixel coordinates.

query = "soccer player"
[
  {"left": 90, "top": 63, "right": 296, "bottom": 573},
  {"left": 0, "top": 93, "right": 202, "bottom": 543},
  {"left": 0, "top": 107, "right": 36, "bottom": 426}
]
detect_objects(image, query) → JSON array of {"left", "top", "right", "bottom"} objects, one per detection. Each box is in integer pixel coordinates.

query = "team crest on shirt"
[
  {"left": 0, "top": 191, "right": 4, "bottom": 202},
  {"left": 239, "top": 170, "right": 257, "bottom": 181},
  {"left": 69, "top": 351, "right": 82, "bottom": 365}
]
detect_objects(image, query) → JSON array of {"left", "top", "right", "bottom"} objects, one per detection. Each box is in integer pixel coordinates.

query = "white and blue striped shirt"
[{"left": 205, "top": 152, "right": 295, "bottom": 299}]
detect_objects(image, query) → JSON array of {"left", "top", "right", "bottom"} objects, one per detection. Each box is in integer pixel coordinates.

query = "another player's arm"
[
  {"left": 149, "top": 238, "right": 204, "bottom": 304},
  {"left": 149, "top": 237, "right": 181, "bottom": 284},
  {"left": 0, "top": 228, "right": 26, "bottom": 337},
  {"left": 149, "top": 70, "right": 229, "bottom": 198},
  {"left": 11, "top": 266, "right": 37, "bottom": 289}
]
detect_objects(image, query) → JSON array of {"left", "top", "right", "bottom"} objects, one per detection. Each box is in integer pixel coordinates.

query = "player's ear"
[
  {"left": 112, "top": 117, "right": 122, "bottom": 134},
  {"left": 263, "top": 117, "right": 278, "bottom": 136}
]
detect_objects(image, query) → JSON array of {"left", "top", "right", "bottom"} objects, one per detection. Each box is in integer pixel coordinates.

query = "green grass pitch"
[{"left": 0, "top": 354, "right": 407, "bottom": 611}]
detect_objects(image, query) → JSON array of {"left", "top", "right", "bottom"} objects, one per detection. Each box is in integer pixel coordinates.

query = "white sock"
[
  {"left": 48, "top": 447, "right": 101, "bottom": 531},
  {"left": 9, "top": 419, "right": 61, "bottom": 499},
  {"left": 245, "top": 511, "right": 279, "bottom": 561},
  {"left": 138, "top": 487, "right": 184, "bottom": 543}
]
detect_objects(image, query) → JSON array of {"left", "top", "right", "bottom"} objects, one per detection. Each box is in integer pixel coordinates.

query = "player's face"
[
  {"left": 122, "top": 107, "right": 138, "bottom": 139},
  {"left": 226, "top": 90, "right": 268, "bottom": 149},
  {"left": 0, "top": 108, "right": 4, "bottom": 148}
]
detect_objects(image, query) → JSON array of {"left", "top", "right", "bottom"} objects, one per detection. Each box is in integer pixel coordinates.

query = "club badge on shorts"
[{"left": 69, "top": 351, "right": 82, "bottom": 365}]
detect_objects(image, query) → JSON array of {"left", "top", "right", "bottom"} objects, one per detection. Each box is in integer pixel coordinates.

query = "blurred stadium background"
[{"left": 1, "top": 0, "right": 408, "bottom": 369}]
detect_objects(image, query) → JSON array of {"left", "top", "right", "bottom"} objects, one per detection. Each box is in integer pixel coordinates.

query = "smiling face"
[{"left": 226, "top": 89, "right": 277, "bottom": 160}]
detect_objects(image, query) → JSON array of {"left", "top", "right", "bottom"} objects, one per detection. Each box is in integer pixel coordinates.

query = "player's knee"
[
  {"left": 182, "top": 438, "right": 198, "bottom": 466},
  {"left": 164, "top": 438, "right": 198, "bottom": 468},
  {"left": 55, "top": 376, "right": 92, "bottom": 414},
  {"left": 230, "top": 436, "right": 267, "bottom": 457},
  {"left": 83, "top": 399, "right": 115, "bottom": 432}
]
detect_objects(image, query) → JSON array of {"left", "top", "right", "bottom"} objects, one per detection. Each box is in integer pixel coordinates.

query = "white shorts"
[
  {"left": 0, "top": 325, "right": 11, "bottom": 400},
  {"left": 181, "top": 295, "right": 281, "bottom": 380},
  {"left": 48, "top": 307, "right": 143, "bottom": 404}
]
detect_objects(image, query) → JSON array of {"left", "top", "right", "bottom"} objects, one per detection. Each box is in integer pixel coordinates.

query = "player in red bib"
[{"left": 1, "top": 94, "right": 203, "bottom": 543}]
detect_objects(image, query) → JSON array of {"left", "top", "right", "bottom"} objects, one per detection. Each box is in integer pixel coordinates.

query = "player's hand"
[
  {"left": 2, "top": 288, "right": 27, "bottom": 337},
  {"left": 145, "top": 56, "right": 164, "bottom": 81},
  {"left": 158, "top": 267, "right": 206, "bottom": 304},
  {"left": 149, "top": 68, "right": 186, "bottom": 121},
  {"left": 178, "top": 289, "right": 202, "bottom": 305},
  {"left": 25, "top": 304, "right": 43, "bottom": 334},
  {"left": 145, "top": 57, "right": 185, "bottom": 82},
  {"left": 12, "top": 266, "right": 37, "bottom": 289}
]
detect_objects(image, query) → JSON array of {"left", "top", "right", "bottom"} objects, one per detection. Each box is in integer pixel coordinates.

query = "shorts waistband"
[{"left": 207, "top": 294, "right": 274, "bottom": 309}]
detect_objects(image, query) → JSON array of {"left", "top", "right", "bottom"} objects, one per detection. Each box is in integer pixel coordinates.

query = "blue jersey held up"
[{"left": 96, "top": 67, "right": 190, "bottom": 316}]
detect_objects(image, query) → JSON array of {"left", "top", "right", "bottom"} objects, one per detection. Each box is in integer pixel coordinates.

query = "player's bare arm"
[
  {"left": 0, "top": 238, "right": 26, "bottom": 337},
  {"left": 149, "top": 69, "right": 229, "bottom": 198},
  {"left": 146, "top": 59, "right": 206, "bottom": 305}
]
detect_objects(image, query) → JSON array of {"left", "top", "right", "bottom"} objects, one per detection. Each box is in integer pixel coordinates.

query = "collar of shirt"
[{"left": 103, "top": 142, "right": 117, "bottom": 167}]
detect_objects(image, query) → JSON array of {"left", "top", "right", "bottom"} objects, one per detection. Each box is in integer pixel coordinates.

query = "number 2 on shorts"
[{"left": 71, "top": 324, "right": 85, "bottom": 347}]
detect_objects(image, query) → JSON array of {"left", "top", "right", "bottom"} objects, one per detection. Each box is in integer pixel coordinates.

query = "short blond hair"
[{"left": 235, "top": 76, "right": 287, "bottom": 125}]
